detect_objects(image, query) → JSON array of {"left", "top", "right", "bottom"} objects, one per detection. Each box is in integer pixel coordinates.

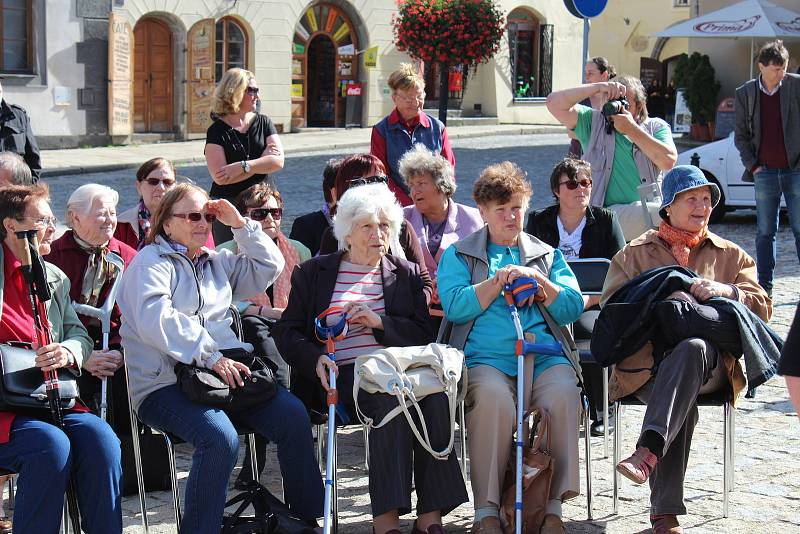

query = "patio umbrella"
[{"left": 656, "top": 0, "right": 800, "bottom": 78}]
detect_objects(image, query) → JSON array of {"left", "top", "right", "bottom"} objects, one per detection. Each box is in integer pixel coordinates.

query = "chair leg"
[
  {"left": 723, "top": 401, "right": 732, "bottom": 518},
  {"left": 128, "top": 410, "right": 149, "bottom": 532},
  {"left": 317, "top": 424, "right": 325, "bottom": 473},
  {"left": 62, "top": 501, "right": 69, "bottom": 534},
  {"left": 164, "top": 435, "right": 182, "bottom": 531},
  {"left": 583, "top": 402, "right": 593, "bottom": 521},
  {"left": 602, "top": 367, "right": 610, "bottom": 458},
  {"left": 247, "top": 433, "right": 258, "bottom": 483},
  {"left": 459, "top": 400, "right": 467, "bottom": 480},
  {"left": 7, "top": 475, "right": 14, "bottom": 509},
  {"left": 361, "top": 425, "right": 369, "bottom": 472},
  {"left": 612, "top": 401, "right": 621, "bottom": 515}
]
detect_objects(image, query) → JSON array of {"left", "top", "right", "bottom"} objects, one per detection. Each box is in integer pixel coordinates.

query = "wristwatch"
[{"left": 240, "top": 160, "right": 251, "bottom": 173}]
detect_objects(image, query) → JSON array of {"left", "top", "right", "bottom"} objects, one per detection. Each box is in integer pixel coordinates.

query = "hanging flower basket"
[{"left": 392, "top": 0, "right": 506, "bottom": 69}]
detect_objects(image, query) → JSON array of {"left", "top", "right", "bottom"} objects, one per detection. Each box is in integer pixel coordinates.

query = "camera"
[{"left": 601, "top": 97, "right": 629, "bottom": 117}]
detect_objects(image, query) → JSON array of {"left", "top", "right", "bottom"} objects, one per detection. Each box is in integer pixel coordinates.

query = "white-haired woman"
[
  {"left": 46, "top": 183, "right": 137, "bottom": 433},
  {"left": 398, "top": 144, "right": 483, "bottom": 328},
  {"left": 274, "top": 183, "right": 468, "bottom": 534},
  {"left": 205, "top": 67, "right": 284, "bottom": 245}
]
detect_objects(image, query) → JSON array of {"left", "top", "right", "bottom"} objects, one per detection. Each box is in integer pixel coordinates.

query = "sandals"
[
  {"left": 617, "top": 446, "right": 658, "bottom": 484},
  {"left": 650, "top": 514, "right": 684, "bottom": 534}
]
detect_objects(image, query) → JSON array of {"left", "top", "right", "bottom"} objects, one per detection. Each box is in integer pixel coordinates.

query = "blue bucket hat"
[{"left": 658, "top": 165, "right": 720, "bottom": 221}]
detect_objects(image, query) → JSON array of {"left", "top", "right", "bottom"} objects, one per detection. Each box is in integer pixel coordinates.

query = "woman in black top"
[
  {"left": 205, "top": 68, "right": 284, "bottom": 244},
  {"left": 526, "top": 157, "right": 625, "bottom": 437}
]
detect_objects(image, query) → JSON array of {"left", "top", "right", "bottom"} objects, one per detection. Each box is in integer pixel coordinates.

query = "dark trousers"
[
  {"left": 337, "top": 365, "right": 468, "bottom": 518},
  {"left": 634, "top": 337, "right": 724, "bottom": 516}
]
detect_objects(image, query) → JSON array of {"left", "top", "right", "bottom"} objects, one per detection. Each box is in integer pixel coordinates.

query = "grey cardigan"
[
  {"left": 734, "top": 73, "right": 800, "bottom": 172},
  {"left": 117, "top": 220, "right": 284, "bottom": 411},
  {"left": 581, "top": 109, "right": 672, "bottom": 206}
]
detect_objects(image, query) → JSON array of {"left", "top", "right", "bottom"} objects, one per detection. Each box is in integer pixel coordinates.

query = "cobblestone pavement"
[{"left": 39, "top": 135, "right": 800, "bottom": 532}]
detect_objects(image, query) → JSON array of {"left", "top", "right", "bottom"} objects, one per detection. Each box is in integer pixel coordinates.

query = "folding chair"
[
  {"left": 637, "top": 182, "right": 662, "bottom": 232},
  {"left": 612, "top": 388, "right": 735, "bottom": 517}
]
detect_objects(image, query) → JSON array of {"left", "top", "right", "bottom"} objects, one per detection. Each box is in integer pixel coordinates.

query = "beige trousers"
[{"left": 464, "top": 361, "right": 581, "bottom": 509}]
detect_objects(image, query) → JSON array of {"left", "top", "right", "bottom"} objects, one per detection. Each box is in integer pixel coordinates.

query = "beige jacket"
[{"left": 600, "top": 230, "right": 771, "bottom": 403}]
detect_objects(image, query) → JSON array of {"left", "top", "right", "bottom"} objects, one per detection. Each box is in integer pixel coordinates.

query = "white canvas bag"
[{"left": 353, "top": 342, "right": 463, "bottom": 460}]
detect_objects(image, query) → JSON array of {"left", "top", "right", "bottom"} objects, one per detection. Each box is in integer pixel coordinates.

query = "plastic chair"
[{"left": 612, "top": 388, "right": 735, "bottom": 518}]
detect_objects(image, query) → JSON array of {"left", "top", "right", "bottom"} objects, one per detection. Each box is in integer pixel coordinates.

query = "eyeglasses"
[
  {"left": 171, "top": 212, "right": 216, "bottom": 223},
  {"left": 140, "top": 177, "right": 176, "bottom": 187},
  {"left": 395, "top": 92, "right": 425, "bottom": 104},
  {"left": 246, "top": 87, "right": 260, "bottom": 96},
  {"left": 249, "top": 207, "right": 283, "bottom": 221},
  {"left": 25, "top": 216, "right": 58, "bottom": 228},
  {"left": 349, "top": 175, "right": 388, "bottom": 187},
  {"left": 559, "top": 179, "right": 592, "bottom": 190}
]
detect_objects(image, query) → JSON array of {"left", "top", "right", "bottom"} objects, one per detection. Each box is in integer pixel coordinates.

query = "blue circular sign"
[{"left": 564, "top": 0, "right": 607, "bottom": 18}]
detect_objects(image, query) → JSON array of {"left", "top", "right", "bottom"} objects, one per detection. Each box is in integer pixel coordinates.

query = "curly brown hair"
[{"left": 473, "top": 161, "right": 532, "bottom": 206}]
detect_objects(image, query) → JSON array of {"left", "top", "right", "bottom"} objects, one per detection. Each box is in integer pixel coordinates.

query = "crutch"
[
  {"left": 314, "top": 306, "right": 348, "bottom": 534},
  {"left": 72, "top": 252, "right": 125, "bottom": 422},
  {"left": 503, "top": 277, "right": 562, "bottom": 534}
]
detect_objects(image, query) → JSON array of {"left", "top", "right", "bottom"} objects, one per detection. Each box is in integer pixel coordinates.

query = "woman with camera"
[{"left": 547, "top": 75, "right": 677, "bottom": 241}]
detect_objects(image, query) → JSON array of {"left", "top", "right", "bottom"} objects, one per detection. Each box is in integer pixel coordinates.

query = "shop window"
[
  {"left": 215, "top": 17, "right": 247, "bottom": 82},
  {"left": 1, "top": 0, "right": 32, "bottom": 73},
  {"left": 508, "top": 8, "right": 553, "bottom": 100}
]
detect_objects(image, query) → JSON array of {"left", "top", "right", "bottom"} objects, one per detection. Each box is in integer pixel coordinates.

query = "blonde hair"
[
  {"left": 387, "top": 63, "right": 425, "bottom": 93},
  {"left": 212, "top": 68, "right": 254, "bottom": 116}
]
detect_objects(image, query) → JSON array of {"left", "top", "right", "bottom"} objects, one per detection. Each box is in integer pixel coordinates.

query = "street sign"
[
  {"left": 564, "top": 0, "right": 607, "bottom": 19},
  {"left": 364, "top": 46, "right": 378, "bottom": 68}
]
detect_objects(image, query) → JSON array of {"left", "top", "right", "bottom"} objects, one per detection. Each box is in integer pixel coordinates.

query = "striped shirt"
[{"left": 329, "top": 260, "right": 385, "bottom": 365}]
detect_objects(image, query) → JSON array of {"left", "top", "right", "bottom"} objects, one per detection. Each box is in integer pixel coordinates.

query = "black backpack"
[{"left": 222, "top": 480, "right": 316, "bottom": 534}]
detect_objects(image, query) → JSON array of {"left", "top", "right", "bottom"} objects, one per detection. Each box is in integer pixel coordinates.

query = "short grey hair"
[
  {"left": 0, "top": 152, "right": 32, "bottom": 185},
  {"left": 397, "top": 144, "right": 456, "bottom": 197},
  {"left": 65, "top": 183, "right": 119, "bottom": 229},
  {"left": 333, "top": 183, "right": 404, "bottom": 251}
]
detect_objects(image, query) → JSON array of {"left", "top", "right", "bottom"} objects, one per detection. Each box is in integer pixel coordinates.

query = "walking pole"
[
  {"left": 72, "top": 252, "right": 125, "bottom": 422},
  {"left": 315, "top": 307, "right": 348, "bottom": 534},
  {"left": 15, "top": 230, "right": 81, "bottom": 533},
  {"left": 503, "top": 277, "right": 562, "bottom": 534}
]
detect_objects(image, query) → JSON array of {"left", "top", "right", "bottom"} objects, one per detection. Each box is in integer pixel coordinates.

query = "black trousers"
[{"left": 336, "top": 365, "right": 468, "bottom": 518}]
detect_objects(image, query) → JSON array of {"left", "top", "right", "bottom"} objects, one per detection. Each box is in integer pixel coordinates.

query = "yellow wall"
[{"left": 588, "top": 0, "right": 690, "bottom": 78}]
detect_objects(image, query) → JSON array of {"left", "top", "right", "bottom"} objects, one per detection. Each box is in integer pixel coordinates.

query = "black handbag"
[
  {"left": 174, "top": 349, "right": 277, "bottom": 413},
  {"left": 0, "top": 343, "right": 79, "bottom": 411},
  {"left": 222, "top": 480, "right": 316, "bottom": 534}
]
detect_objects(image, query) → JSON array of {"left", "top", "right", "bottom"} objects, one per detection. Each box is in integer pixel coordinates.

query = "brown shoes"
[
  {"left": 539, "top": 514, "right": 565, "bottom": 534},
  {"left": 617, "top": 446, "right": 658, "bottom": 484},
  {"left": 470, "top": 516, "right": 503, "bottom": 534},
  {"left": 650, "top": 514, "right": 684, "bottom": 534}
]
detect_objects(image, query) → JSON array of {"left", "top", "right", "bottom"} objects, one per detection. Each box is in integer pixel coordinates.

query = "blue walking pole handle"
[{"left": 520, "top": 341, "right": 563, "bottom": 356}]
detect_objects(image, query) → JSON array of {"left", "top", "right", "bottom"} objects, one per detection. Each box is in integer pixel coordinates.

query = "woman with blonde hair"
[
  {"left": 205, "top": 67, "right": 284, "bottom": 244},
  {"left": 371, "top": 63, "right": 455, "bottom": 206}
]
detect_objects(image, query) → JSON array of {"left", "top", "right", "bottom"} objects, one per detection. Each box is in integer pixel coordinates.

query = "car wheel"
[{"left": 704, "top": 172, "right": 727, "bottom": 224}]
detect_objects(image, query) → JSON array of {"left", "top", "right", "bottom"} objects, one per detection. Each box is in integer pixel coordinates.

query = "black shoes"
[{"left": 590, "top": 412, "right": 615, "bottom": 437}]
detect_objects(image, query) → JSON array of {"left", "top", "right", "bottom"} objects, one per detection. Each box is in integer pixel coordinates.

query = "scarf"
[
  {"left": 73, "top": 233, "right": 112, "bottom": 307},
  {"left": 657, "top": 220, "right": 707, "bottom": 267},
  {"left": 246, "top": 232, "right": 301, "bottom": 310},
  {"left": 136, "top": 199, "right": 151, "bottom": 251}
]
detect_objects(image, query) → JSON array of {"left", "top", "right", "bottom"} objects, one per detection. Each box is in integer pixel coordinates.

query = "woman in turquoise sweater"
[{"left": 437, "top": 162, "right": 584, "bottom": 534}]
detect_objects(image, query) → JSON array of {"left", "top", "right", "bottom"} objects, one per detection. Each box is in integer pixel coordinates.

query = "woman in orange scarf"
[{"left": 216, "top": 182, "right": 310, "bottom": 486}]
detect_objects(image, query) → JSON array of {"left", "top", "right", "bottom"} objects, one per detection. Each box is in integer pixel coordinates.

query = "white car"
[{"left": 676, "top": 132, "right": 785, "bottom": 223}]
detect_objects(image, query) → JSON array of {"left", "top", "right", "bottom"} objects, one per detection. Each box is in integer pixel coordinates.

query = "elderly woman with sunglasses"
[
  {"left": 274, "top": 183, "right": 468, "bottom": 534},
  {"left": 44, "top": 184, "right": 137, "bottom": 435},
  {"left": 117, "top": 183, "right": 323, "bottom": 534},
  {"left": 115, "top": 157, "right": 215, "bottom": 251},
  {"left": 205, "top": 68, "right": 283, "bottom": 245},
  {"left": 318, "top": 153, "right": 434, "bottom": 303},
  {"left": 526, "top": 158, "right": 625, "bottom": 437}
]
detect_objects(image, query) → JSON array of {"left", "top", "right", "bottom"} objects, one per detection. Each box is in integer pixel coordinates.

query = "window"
[
  {"left": 215, "top": 17, "right": 247, "bottom": 82},
  {"left": 1, "top": 0, "right": 32, "bottom": 73},
  {"left": 674, "top": 0, "right": 690, "bottom": 6},
  {"left": 508, "top": 8, "right": 552, "bottom": 99}
]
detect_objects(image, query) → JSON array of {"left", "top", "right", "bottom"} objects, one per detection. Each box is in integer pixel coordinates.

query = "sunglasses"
[
  {"left": 140, "top": 177, "right": 176, "bottom": 187},
  {"left": 246, "top": 87, "right": 260, "bottom": 96},
  {"left": 171, "top": 212, "right": 216, "bottom": 223},
  {"left": 559, "top": 179, "right": 592, "bottom": 190},
  {"left": 249, "top": 207, "right": 283, "bottom": 221},
  {"left": 348, "top": 175, "right": 388, "bottom": 187}
]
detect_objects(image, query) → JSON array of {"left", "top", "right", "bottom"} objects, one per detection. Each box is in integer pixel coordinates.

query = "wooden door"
[{"left": 133, "top": 18, "right": 173, "bottom": 132}]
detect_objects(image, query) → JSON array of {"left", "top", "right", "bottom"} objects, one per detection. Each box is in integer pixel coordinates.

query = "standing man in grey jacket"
[{"left": 735, "top": 40, "right": 800, "bottom": 298}]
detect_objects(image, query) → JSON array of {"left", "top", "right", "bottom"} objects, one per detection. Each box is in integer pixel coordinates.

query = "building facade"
[{"left": 1, "top": 0, "right": 584, "bottom": 148}]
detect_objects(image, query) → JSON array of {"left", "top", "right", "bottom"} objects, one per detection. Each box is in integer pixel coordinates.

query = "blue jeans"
[
  {"left": 754, "top": 167, "right": 800, "bottom": 291},
  {"left": 137, "top": 384, "right": 323, "bottom": 534},
  {"left": 0, "top": 412, "right": 122, "bottom": 534}
]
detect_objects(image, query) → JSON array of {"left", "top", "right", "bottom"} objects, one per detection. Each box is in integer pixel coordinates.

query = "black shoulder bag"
[
  {"left": 0, "top": 342, "right": 79, "bottom": 411},
  {"left": 222, "top": 480, "right": 316, "bottom": 534}
]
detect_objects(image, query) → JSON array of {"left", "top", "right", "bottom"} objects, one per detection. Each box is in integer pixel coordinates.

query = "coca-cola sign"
[
  {"left": 776, "top": 17, "right": 800, "bottom": 34},
  {"left": 694, "top": 15, "right": 760, "bottom": 33}
]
